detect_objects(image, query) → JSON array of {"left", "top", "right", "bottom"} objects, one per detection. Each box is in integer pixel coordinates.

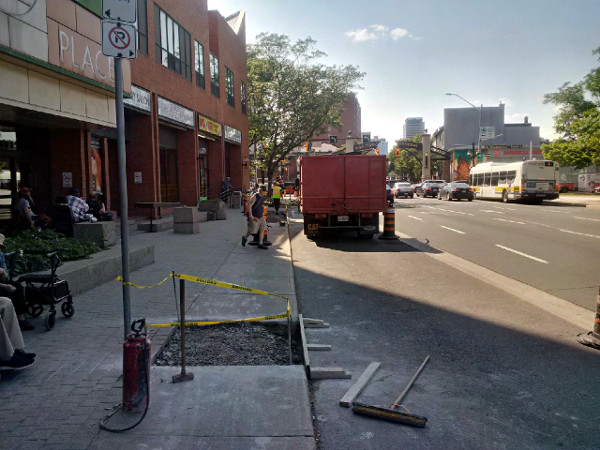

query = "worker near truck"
[
  {"left": 272, "top": 181, "right": 282, "bottom": 215},
  {"left": 241, "top": 186, "right": 269, "bottom": 250}
]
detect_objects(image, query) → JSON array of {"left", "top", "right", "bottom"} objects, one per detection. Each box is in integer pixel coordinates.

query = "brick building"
[{"left": 0, "top": 0, "right": 248, "bottom": 223}]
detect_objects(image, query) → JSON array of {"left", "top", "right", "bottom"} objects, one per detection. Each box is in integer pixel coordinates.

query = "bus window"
[
  {"left": 483, "top": 173, "right": 490, "bottom": 187},
  {"left": 507, "top": 170, "right": 516, "bottom": 183},
  {"left": 491, "top": 172, "right": 499, "bottom": 186},
  {"left": 499, "top": 171, "right": 507, "bottom": 185},
  {"left": 476, "top": 173, "right": 483, "bottom": 186}
]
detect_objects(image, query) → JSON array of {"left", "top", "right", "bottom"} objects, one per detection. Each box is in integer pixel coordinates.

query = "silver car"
[{"left": 393, "top": 182, "right": 414, "bottom": 198}]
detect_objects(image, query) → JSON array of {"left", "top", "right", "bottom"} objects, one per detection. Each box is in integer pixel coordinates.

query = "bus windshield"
[{"left": 523, "top": 161, "right": 556, "bottom": 180}]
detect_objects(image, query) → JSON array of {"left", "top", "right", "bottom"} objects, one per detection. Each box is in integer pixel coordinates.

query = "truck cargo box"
[
  {"left": 300, "top": 154, "right": 387, "bottom": 214},
  {"left": 299, "top": 154, "right": 387, "bottom": 238}
]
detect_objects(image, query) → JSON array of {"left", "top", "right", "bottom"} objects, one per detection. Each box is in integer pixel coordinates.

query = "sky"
[{"left": 207, "top": 0, "right": 600, "bottom": 144}]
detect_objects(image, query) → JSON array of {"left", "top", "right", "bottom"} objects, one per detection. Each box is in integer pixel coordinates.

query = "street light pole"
[{"left": 446, "top": 92, "right": 482, "bottom": 160}]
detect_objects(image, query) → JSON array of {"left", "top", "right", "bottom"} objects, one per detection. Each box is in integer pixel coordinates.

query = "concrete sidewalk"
[{"left": 0, "top": 206, "right": 314, "bottom": 450}]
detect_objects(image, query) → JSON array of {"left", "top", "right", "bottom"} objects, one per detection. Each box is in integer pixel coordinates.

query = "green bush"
[{"left": 4, "top": 229, "right": 101, "bottom": 276}]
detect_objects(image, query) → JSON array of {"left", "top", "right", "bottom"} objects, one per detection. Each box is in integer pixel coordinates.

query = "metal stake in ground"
[
  {"left": 577, "top": 284, "right": 600, "bottom": 350},
  {"left": 173, "top": 279, "right": 194, "bottom": 382}
]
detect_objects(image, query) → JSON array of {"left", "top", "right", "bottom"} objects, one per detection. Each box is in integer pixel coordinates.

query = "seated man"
[
  {"left": 87, "top": 193, "right": 114, "bottom": 221},
  {"left": 0, "top": 234, "right": 33, "bottom": 331},
  {"left": 14, "top": 187, "right": 35, "bottom": 230},
  {"left": 66, "top": 188, "right": 90, "bottom": 222},
  {"left": 0, "top": 297, "right": 36, "bottom": 370}
]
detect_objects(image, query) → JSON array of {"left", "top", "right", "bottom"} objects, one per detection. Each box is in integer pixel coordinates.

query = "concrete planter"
[{"left": 197, "top": 199, "right": 227, "bottom": 221}]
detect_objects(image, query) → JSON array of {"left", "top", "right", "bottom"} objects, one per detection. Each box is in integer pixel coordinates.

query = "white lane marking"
[
  {"left": 575, "top": 216, "right": 600, "bottom": 222},
  {"left": 480, "top": 209, "right": 504, "bottom": 214},
  {"left": 436, "top": 208, "right": 474, "bottom": 216},
  {"left": 559, "top": 229, "right": 600, "bottom": 239},
  {"left": 492, "top": 206, "right": 516, "bottom": 211},
  {"left": 408, "top": 215, "right": 423, "bottom": 221},
  {"left": 440, "top": 225, "right": 466, "bottom": 235},
  {"left": 494, "top": 218, "right": 525, "bottom": 225},
  {"left": 495, "top": 244, "right": 548, "bottom": 264}
]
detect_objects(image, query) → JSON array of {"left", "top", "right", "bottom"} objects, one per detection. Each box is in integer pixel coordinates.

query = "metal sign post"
[
  {"left": 101, "top": 2, "right": 137, "bottom": 340},
  {"left": 114, "top": 58, "right": 131, "bottom": 340}
]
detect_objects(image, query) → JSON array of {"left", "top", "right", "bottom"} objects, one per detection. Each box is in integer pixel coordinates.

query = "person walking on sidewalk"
[
  {"left": 0, "top": 297, "right": 36, "bottom": 370},
  {"left": 241, "top": 186, "right": 268, "bottom": 250}
]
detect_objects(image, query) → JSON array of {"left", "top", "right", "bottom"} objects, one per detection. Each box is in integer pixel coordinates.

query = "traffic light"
[{"left": 395, "top": 148, "right": 400, "bottom": 157}]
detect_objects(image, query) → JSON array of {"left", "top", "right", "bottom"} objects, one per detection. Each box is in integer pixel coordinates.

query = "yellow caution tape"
[
  {"left": 174, "top": 273, "right": 288, "bottom": 300},
  {"left": 115, "top": 273, "right": 174, "bottom": 289},
  {"left": 115, "top": 272, "right": 290, "bottom": 327}
]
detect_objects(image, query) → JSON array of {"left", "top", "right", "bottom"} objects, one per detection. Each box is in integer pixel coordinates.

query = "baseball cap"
[{"left": 20, "top": 187, "right": 31, "bottom": 195}]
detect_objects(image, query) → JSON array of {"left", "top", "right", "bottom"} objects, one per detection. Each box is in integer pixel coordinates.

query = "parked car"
[
  {"left": 393, "top": 182, "right": 414, "bottom": 198},
  {"left": 594, "top": 185, "right": 600, "bottom": 195},
  {"left": 416, "top": 182, "right": 442, "bottom": 198},
  {"left": 437, "top": 181, "right": 474, "bottom": 201}
]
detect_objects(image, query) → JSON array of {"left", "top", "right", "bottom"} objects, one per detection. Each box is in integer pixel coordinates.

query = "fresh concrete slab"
[{"left": 90, "top": 366, "right": 315, "bottom": 449}]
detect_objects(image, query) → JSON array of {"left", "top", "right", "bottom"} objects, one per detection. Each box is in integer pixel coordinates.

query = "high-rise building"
[{"left": 403, "top": 117, "right": 425, "bottom": 138}]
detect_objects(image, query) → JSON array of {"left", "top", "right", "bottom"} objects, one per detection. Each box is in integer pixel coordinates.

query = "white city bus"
[{"left": 469, "top": 159, "right": 560, "bottom": 203}]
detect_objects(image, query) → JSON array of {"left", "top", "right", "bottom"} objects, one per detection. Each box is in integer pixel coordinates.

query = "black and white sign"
[
  {"left": 102, "top": 0, "right": 137, "bottom": 23},
  {"left": 480, "top": 126, "right": 495, "bottom": 139},
  {"left": 101, "top": 20, "right": 137, "bottom": 59}
]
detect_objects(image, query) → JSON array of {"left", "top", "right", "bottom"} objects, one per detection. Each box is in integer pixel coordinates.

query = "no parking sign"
[{"left": 101, "top": 21, "right": 137, "bottom": 59}]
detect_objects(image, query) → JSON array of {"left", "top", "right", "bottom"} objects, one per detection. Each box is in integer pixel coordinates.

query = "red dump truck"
[{"left": 299, "top": 154, "right": 387, "bottom": 238}]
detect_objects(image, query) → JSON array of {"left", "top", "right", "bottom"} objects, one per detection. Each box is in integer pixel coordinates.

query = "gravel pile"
[{"left": 154, "top": 322, "right": 294, "bottom": 366}]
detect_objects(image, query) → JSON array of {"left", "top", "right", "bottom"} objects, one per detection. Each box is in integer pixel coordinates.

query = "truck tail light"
[
  {"left": 315, "top": 214, "right": 326, "bottom": 219},
  {"left": 361, "top": 213, "right": 373, "bottom": 218}
]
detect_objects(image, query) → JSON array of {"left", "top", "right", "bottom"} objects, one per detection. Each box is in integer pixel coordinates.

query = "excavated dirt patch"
[{"left": 154, "top": 322, "right": 301, "bottom": 366}]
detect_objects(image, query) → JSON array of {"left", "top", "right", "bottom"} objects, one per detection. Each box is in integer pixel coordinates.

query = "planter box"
[{"left": 197, "top": 199, "right": 227, "bottom": 220}]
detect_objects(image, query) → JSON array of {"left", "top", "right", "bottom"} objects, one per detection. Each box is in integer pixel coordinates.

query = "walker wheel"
[
  {"left": 28, "top": 304, "right": 43, "bottom": 317},
  {"left": 45, "top": 311, "right": 56, "bottom": 331},
  {"left": 61, "top": 301, "right": 74, "bottom": 318}
]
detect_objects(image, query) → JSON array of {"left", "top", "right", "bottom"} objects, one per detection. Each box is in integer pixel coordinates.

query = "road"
[
  {"left": 392, "top": 196, "right": 600, "bottom": 310},
  {"left": 287, "top": 206, "right": 600, "bottom": 449}
]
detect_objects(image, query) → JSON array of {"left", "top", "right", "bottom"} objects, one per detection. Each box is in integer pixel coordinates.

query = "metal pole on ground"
[
  {"left": 115, "top": 58, "right": 131, "bottom": 341},
  {"left": 173, "top": 278, "right": 194, "bottom": 382}
]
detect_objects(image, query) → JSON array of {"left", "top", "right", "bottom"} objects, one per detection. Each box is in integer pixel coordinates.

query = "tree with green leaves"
[
  {"left": 247, "top": 33, "right": 364, "bottom": 185},
  {"left": 542, "top": 47, "right": 600, "bottom": 169}
]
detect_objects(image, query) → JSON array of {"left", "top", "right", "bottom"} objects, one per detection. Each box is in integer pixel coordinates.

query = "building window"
[
  {"left": 194, "top": 41, "right": 205, "bottom": 89},
  {"left": 137, "top": 0, "right": 148, "bottom": 54},
  {"left": 225, "top": 67, "right": 234, "bottom": 107},
  {"left": 241, "top": 81, "right": 246, "bottom": 114},
  {"left": 154, "top": 5, "right": 191, "bottom": 80},
  {"left": 210, "top": 53, "right": 220, "bottom": 98},
  {"left": 160, "top": 147, "right": 179, "bottom": 202}
]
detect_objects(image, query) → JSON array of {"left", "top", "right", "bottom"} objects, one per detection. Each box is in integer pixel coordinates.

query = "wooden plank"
[
  {"left": 302, "top": 317, "right": 324, "bottom": 324},
  {"left": 310, "top": 367, "right": 352, "bottom": 380},
  {"left": 303, "top": 322, "right": 330, "bottom": 328},
  {"left": 298, "top": 314, "right": 310, "bottom": 376},
  {"left": 307, "top": 344, "right": 332, "bottom": 351},
  {"left": 339, "top": 362, "right": 381, "bottom": 407}
]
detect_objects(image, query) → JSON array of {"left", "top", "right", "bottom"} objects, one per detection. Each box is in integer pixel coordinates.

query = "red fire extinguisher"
[{"left": 123, "top": 319, "right": 151, "bottom": 412}]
